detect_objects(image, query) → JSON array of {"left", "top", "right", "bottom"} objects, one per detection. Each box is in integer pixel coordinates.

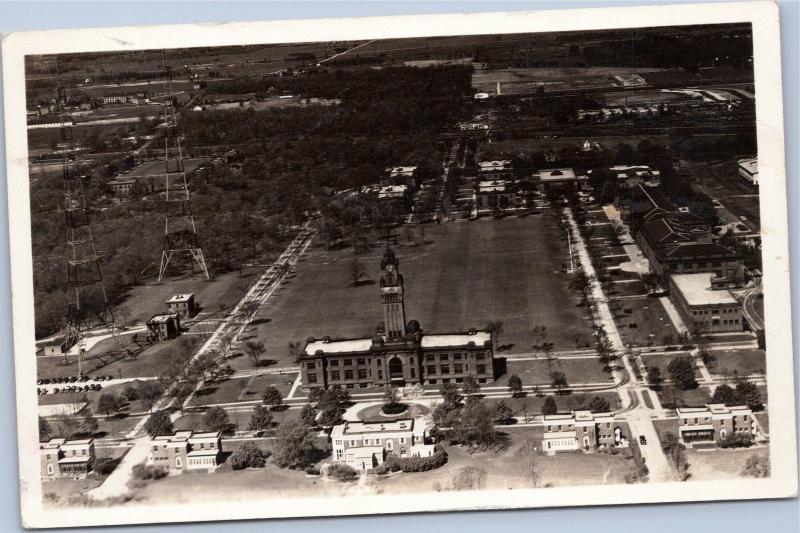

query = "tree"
[
  {"left": 299, "top": 403, "right": 318, "bottom": 427},
  {"left": 494, "top": 400, "right": 513, "bottom": 424},
  {"left": 204, "top": 406, "right": 231, "bottom": 433},
  {"left": 288, "top": 340, "right": 304, "bottom": 363},
  {"left": 550, "top": 370, "right": 568, "bottom": 392},
  {"left": 272, "top": 418, "right": 321, "bottom": 469},
  {"left": 230, "top": 441, "right": 269, "bottom": 470},
  {"left": 349, "top": 256, "right": 366, "bottom": 286},
  {"left": 144, "top": 410, "right": 174, "bottom": 437},
  {"left": 172, "top": 383, "right": 194, "bottom": 415},
  {"left": 569, "top": 272, "right": 590, "bottom": 305},
  {"left": 39, "top": 417, "right": 51, "bottom": 441},
  {"left": 97, "top": 393, "right": 121, "bottom": 419},
  {"left": 248, "top": 405, "right": 273, "bottom": 433},
  {"left": 588, "top": 396, "right": 611, "bottom": 413},
  {"left": 542, "top": 396, "right": 557, "bottom": 416},
  {"left": 734, "top": 379, "right": 763, "bottom": 410},
  {"left": 647, "top": 366, "right": 664, "bottom": 390},
  {"left": 462, "top": 375, "right": 480, "bottom": 396},
  {"left": 661, "top": 431, "right": 690, "bottom": 481},
  {"left": 742, "top": 454, "right": 770, "bottom": 478},
  {"left": 531, "top": 324, "right": 548, "bottom": 349},
  {"left": 139, "top": 380, "right": 164, "bottom": 412},
  {"left": 245, "top": 340, "right": 266, "bottom": 366},
  {"left": 667, "top": 357, "right": 698, "bottom": 390},
  {"left": 711, "top": 383, "right": 737, "bottom": 405},
  {"left": 451, "top": 466, "right": 487, "bottom": 491},
  {"left": 485, "top": 320, "right": 504, "bottom": 350},
  {"left": 383, "top": 386, "right": 400, "bottom": 406},
  {"left": 262, "top": 385, "right": 284, "bottom": 409},
  {"left": 508, "top": 374, "right": 523, "bottom": 398},
  {"left": 439, "top": 382, "right": 463, "bottom": 408}
]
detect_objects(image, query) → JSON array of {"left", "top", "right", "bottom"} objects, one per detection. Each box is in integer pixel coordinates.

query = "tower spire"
[{"left": 379, "top": 246, "right": 406, "bottom": 339}]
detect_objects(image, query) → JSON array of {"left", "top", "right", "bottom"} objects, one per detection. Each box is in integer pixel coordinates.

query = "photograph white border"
[{"left": 2, "top": 1, "right": 796, "bottom": 528}]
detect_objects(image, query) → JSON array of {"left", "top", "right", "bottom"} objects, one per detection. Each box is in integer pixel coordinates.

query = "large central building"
[{"left": 300, "top": 247, "right": 495, "bottom": 391}]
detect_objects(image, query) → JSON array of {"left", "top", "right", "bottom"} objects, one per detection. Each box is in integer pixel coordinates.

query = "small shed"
[{"left": 146, "top": 313, "right": 181, "bottom": 341}]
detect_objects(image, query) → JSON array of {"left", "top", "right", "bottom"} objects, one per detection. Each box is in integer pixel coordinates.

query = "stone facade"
[{"left": 330, "top": 418, "right": 434, "bottom": 471}]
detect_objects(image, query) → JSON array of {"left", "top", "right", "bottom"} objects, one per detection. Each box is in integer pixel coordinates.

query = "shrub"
[
  {"left": 230, "top": 442, "right": 270, "bottom": 470},
  {"left": 374, "top": 463, "right": 391, "bottom": 476},
  {"left": 382, "top": 402, "right": 408, "bottom": 415},
  {"left": 93, "top": 457, "right": 120, "bottom": 476},
  {"left": 305, "top": 465, "right": 321, "bottom": 476},
  {"left": 132, "top": 464, "right": 168, "bottom": 481},
  {"left": 327, "top": 462, "right": 359, "bottom": 481},
  {"left": 383, "top": 446, "right": 448, "bottom": 473},
  {"left": 719, "top": 433, "right": 754, "bottom": 449}
]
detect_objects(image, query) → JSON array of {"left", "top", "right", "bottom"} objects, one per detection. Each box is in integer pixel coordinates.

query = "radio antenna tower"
[
  {"left": 157, "top": 50, "right": 210, "bottom": 282},
  {"left": 56, "top": 60, "right": 115, "bottom": 375}
]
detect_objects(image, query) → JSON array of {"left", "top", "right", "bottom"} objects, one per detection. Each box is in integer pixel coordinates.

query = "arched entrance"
[{"left": 388, "top": 356, "right": 404, "bottom": 383}]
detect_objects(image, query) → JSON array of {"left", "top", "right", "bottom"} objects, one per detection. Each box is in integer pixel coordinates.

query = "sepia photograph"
[{"left": 1, "top": 2, "right": 796, "bottom": 529}]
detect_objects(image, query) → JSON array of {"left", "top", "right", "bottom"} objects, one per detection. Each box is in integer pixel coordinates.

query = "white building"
[
  {"left": 330, "top": 418, "right": 434, "bottom": 471},
  {"left": 737, "top": 158, "right": 758, "bottom": 186}
]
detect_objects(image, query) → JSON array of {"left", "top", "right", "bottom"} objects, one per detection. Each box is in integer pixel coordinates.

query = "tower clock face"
[{"left": 386, "top": 264, "right": 394, "bottom": 272}]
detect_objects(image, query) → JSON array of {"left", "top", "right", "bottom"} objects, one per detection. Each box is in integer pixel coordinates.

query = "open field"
[
  {"left": 685, "top": 447, "right": 768, "bottom": 481},
  {"left": 471, "top": 67, "right": 670, "bottom": 94},
  {"left": 639, "top": 352, "right": 702, "bottom": 378},
  {"left": 615, "top": 298, "right": 677, "bottom": 347},
  {"left": 497, "top": 357, "right": 612, "bottom": 386},
  {"left": 241, "top": 216, "right": 595, "bottom": 370},
  {"left": 706, "top": 348, "right": 766, "bottom": 378},
  {"left": 657, "top": 385, "right": 712, "bottom": 409},
  {"left": 189, "top": 372, "right": 298, "bottom": 407},
  {"left": 37, "top": 334, "right": 204, "bottom": 380},
  {"left": 652, "top": 418, "right": 680, "bottom": 443}
]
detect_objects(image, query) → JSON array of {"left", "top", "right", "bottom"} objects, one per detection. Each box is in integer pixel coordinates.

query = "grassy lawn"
[
  {"left": 706, "top": 349, "right": 766, "bottom": 378},
  {"left": 498, "top": 357, "right": 611, "bottom": 386},
  {"left": 37, "top": 334, "right": 204, "bottom": 380},
  {"left": 482, "top": 391, "right": 621, "bottom": 419},
  {"left": 639, "top": 352, "right": 702, "bottom": 378},
  {"left": 652, "top": 418, "right": 680, "bottom": 443},
  {"left": 657, "top": 385, "right": 712, "bottom": 409},
  {"left": 614, "top": 298, "right": 676, "bottom": 347},
  {"left": 41, "top": 446, "right": 129, "bottom": 506},
  {"left": 242, "top": 216, "right": 595, "bottom": 369},
  {"left": 606, "top": 281, "right": 648, "bottom": 298},
  {"left": 188, "top": 372, "right": 299, "bottom": 410},
  {"left": 686, "top": 447, "right": 769, "bottom": 481}
]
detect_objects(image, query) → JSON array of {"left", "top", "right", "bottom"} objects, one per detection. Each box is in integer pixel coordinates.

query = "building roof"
[
  {"left": 661, "top": 241, "right": 738, "bottom": 260},
  {"left": 737, "top": 157, "right": 758, "bottom": 175},
  {"left": 477, "top": 180, "right": 508, "bottom": 193},
  {"left": 378, "top": 184, "right": 408, "bottom": 198},
  {"left": 40, "top": 438, "right": 66, "bottom": 449},
  {"left": 420, "top": 331, "right": 491, "bottom": 349},
  {"left": 537, "top": 168, "right": 578, "bottom": 182},
  {"left": 187, "top": 449, "right": 221, "bottom": 457},
  {"left": 385, "top": 166, "right": 417, "bottom": 176},
  {"left": 676, "top": 403, "right": 752, "bottom": 417},
  {"left": 479, "top": 160, "right": 511, "bottom": 171},
  {"left": 543, "top": 431, "right": 577, "bottom": 439},
  {"left": 671, "top": 273, "right": 738, "bottom": 306},
  {"left": 332, "top": 418, "right": 426, "bottom": 438},
  {"left": 167, "top": 293, "right": 194, "bottom": 303},
  {"left": 678, "top": 424, "right": 715, "bottom": 431},
  {"left": 147, "top": 313, "right": 178, "bottom": 324},
  {"left": 189, "top": 432, "right": 221, "bottom": 443},
  {"left": 304, "top": 338, "right": 373, "bottom": 356},
  {"left": 58, "top": 456, "right": 92, "bottom": 464}
]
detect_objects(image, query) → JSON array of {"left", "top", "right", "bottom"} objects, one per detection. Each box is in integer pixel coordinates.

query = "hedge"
[
  {"left": 382, "top": 402, "right": 409, "bottom": 415},
  {"left": 327, "top": 462, "right": 359, "bottom": 481},
  {"left": 383, "top": 446, "right": 448, "bottom": 473}
]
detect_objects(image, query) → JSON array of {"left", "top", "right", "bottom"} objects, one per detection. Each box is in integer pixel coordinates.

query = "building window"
[
  {"left": 476, "top": 353, "right": 485, "bottom": 360},
  {"left": 377, "top": 370, "right": 383, "bottom": 379},
  {"left": 400, "top": 437, "right": 406, "bottom": 444},
  {"left": 453, "top": 353, "right": 463, "bottom": 360},
  {"left": 306, "top": 362, "right": 316, "bottom": 369},
  {"left": 176, "top": 457, "right": 182, "bottom": 468},
  {"left": 426, "top": 354, "right": 435, "bottom": 362},
  {"left": 357, "top": 358, "right": 366, "bottom": 365},
  {"left": 330, "top": 360, "right": 339, "bottom": 367},
  {"left": 307, "top": 373, "right": 317, "bottom": 383},
  {"left": 439, "top": 354, "right": 448, "bottom": 361},
  {"left": 410, "top": 368, "right": 416, "bottom": 378},
  {"left": 429, "top": 379, "right": 437, "bottom": 385},
  {"left": 476, "top": 364, "right": 486, "bottom": 374},
  {"left": 358, "top": 369, "right": 367, "bottom": 379},
  {"left": 46, "top": 463, "right": 53, "bottom": 475},
  {"left": 345, "top": 370, "right": 353, "bottom": 380},
  {"left": 344, "top": 359, "right": 352, "bottom": 366},
  {"left": 454, "top": 364, "right": 463, "bottom": 374},
  {"left": 386, "top": 440, "right": 393, "bottom": 450},
  {"left": 427, "top": 365, "right": 436, "bottom": 374},
  {"left": 440, "top": 365, "right": 450, "bottom": 374},
  {"left": 331, "top": 371, "right": 340, "bottom": 381}
]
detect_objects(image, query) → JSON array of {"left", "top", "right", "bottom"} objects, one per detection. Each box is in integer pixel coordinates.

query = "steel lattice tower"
[
  {"left": 56, "top": 64, "right": 115, "bottom": 373},
  {"left": 157, "top": 54, "right": 210, "bottom": 282}
]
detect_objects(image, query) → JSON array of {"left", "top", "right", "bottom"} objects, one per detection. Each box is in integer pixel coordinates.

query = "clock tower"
[{"left": 379, "top": 246, "right": 406, "bottom": 340}]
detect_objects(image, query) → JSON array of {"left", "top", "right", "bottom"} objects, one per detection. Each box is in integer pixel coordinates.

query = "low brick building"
[
  {"left": 40, "top": 437, "right": 96, "bottom": 479},
  {"left": 330, "top": 418, "right": 434, "bottom": 471},
  {"left": 669, "top": 273, "right": 743, "bottom": 333},
  {"left": 541, "top": 411, "right": 626, "bottom": 453},
  {"left": 146, "top": 313, "right": 181, "bottom": 341},
  {"left": 148, "top": 431, "right": 223, "bottom": 473},
  {"left": 166, "top": 293, "right": 197, "bottom": 318},
  {"left": 676, "top": 403, "right": 756, "bottom": 444}
]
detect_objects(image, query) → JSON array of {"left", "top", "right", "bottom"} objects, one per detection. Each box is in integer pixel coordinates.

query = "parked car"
[
  {"left": 639, "top": 435, "right": 647, "bottom": 445},
  {"left": 53, "top": 388, "right": 60, "bottom": 394}
]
